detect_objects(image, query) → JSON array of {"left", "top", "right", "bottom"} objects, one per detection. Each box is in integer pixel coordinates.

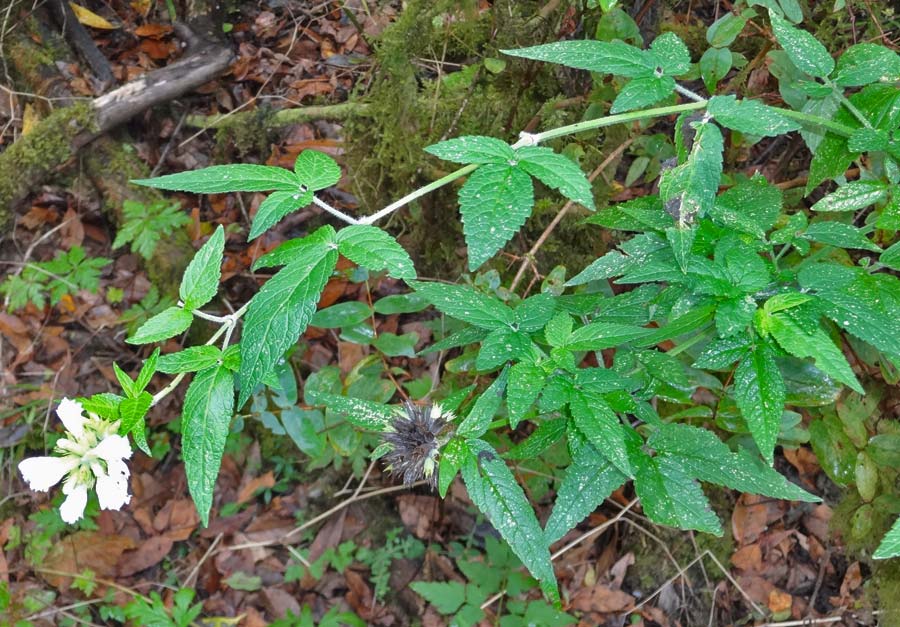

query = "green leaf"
[
  {"left": 699, "top": 47, "right": 732, "bottom": 91},
  {"left": 134, "top": 348, "right": 159, "bottom": 394},
  {"left": 408, "top": 281, "right": 514, "bottom": 329},
  {"left": 566, "top": 250, "right": 632, "bottom": 286},
  {"left": 544, "top": 433, "right": 627, "bottom": 544},
  {"left": 611, "top": 75, "right": 675, "bottom": 113},
  {"left": 133, "top": 164, "right": 301, "bottom": 193},
  {"left": 252, "top": 225, "right": 336, "bottom": 270},
  {"left": 182, "top": 365, "right": 235, "bottom": 526},
  {"left": 880, "top": 240, "right": 900, "bottom": 271},
  {"left": 373, "top": 292, "right": 430, "bottom": 315},
  {"left": 693, "top": 335, "right": 750, "bottom": 369},
  {"left": 438, "top": 437, "right": 467, "bottom": 498},
  {"left": 766, "top": 313, "right": 864, "bottom": 393},
  {"left": 457, "top": 367, "right": 509, "bottom": 438},
  {"left": 665, "top": 225, "right": 695, "bottom": 272},
  {"left": 802, "top": 222, "right": 881, "bottom": 252},
  {"left": 570, "top": 392, "right": 635, "bottom": 477},
  {"left": 180, "top": 225, "right": 225, "bottom": 310},
  {"left": 809, "top": 415, "right": 856, "bottom": 485},
  {"left": 424, "top": 136, "right": 514, "bottom": 165},
  {"left": 476, "top": 327, "right": 532, "bottom": 370},
  {"left": 293, "top": 150, "right": 341, "bottom": 190},
  {"left": 810, "top": 181, "right": 889, "bottom": 213},
  {"left": 126, "top": 306, "right": 193, "bottom": 345},
  {"left": 336, "top": 225, "right": 416, "bottom": 280},
  {"left": 79, "top": 393, "right": 124, "bottom": 421},
  {"left": 707, "top": 95, "right": 801, "bottom": 137},
  {"left": 502, "top": 40, "right": 655, "bottom": 77},
  {"left": 768, "top": 10, "right": 834, "bottom": 78},
  {"left": 650, "top": 32, "right": 691, "bottom": 75},
  {"left": 409, "top": 581, "right": 466, "bottom": 614},
  {"left": 733, "top": 342, "right": 785, "bottom": 465},
  {"left": 515, "top": 146, "right": 595, "bottom": 210},
  {"left": 157, "top": 346, "right": 224, "bottom": 374},
  {"left": 514, "top": 293, "right": 557, "bottom": 332},
  {"left": 507, "top": 417, "right": 566, "bottom": 459},
  {"left": 875, "top": 518, "right": 900, "bottom": 559},
  {"left": 113, "top": 362, "right": 136, "bottom": 398},
  {"left": 634, "top": 455, "right": 722, "bottom": 534},
  {"left": 507, "top": 362, "right": 546, "bottom": 428},
  {"left": 238, "top": 245, "right": 338, "bottom": 406},
  {"left": 248, "top": 190, "right": 313, "bottom": 240},
  {"left": 659, "top": 120, "right": 724, "bottom": 222},
  {"left": 706, "top": 12, "right": 747, "bottom": 48},
  {"left": 316, "top": 394, "right": 395, "bottom": 431},
  {"left": 648, "top": 423, "right": 818, "bottom": 501},
  {"left": 310, "top": 301, "right": 372, "bottom": 328},
  {"left": 461, "top": 439, "right": 559, "bottom": 603},
  {"left": 119, "top": 391, "right": 152, "bottom": 440},
  {"left": 373, "top": 332, "right": 419, "bottom": 357},
  {"left": 458, "top": 164, "right": 534, "bottom": 270},
  {"left": 566, "top": 321, "right": 653, "bottom": 350},
  {"left": 715, "top": 297, "right": 756, "bottom": 337},
  {"left": 833, "top": 43, "right": 900, "bottom": 87}
]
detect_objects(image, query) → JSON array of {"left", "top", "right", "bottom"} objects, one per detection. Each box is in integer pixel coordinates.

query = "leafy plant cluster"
[
  {"left": 1, "top": 246, "right": 110, "bottom": 311},
  {"left": 54, "top": 1, "right": 900, "bottom": 612}
]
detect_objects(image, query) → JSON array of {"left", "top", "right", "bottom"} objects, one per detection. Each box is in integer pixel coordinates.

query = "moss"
[{"left": 0, "top": 102, "right": 96, "bottom": 229}]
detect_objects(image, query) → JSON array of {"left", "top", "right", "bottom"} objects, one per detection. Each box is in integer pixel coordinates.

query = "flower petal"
[
  {"left": 60, "top": 483, "right": 88, "bottom": 524},
  {"left": 91, "top": 434, "right": 133, "bottom": 462},
  {"left": 18, "top": 456, "right": 76, "bottom": 492},
  {"left": 95, "top": 468, "right": 131, "bottom": 510},
  {"left": 57, "top": 398, "right": 87, "bottom": 438}
]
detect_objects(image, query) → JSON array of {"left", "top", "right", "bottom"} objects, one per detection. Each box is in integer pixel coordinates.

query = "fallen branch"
[{"left": 184, "top": 101, "right": 370, "bottom": 130}]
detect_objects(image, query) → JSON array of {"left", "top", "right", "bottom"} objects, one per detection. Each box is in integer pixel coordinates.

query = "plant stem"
[
  {"left": 830, "top": 83, "right": 873, "bottom": 130},
  {"left": 777, "top": 107, "right": 857, "bottom": 137},
  {"left": 358, "top": 163, "right": 479, "bottom": 225}
]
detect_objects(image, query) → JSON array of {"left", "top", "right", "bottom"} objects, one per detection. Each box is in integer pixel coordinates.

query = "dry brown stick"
[{"left": 509, "top": 137, "right": 635, "bottom": 292}]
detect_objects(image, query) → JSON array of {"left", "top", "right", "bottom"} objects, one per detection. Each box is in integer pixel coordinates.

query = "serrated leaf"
[
  {"left": 502, "top": 40, "right": 656, "bottom": 77},
  {"left": 507, "top": 417, "right": 566, "bottom": 459},
  {"left": 182, "top": 365, "right": 234, "bottom": 526},
  {"left": 611, "top": 75, "right": 675, "bottom": 113},
  {"left": 119, "top": 391, "right": 152, "bottom": 439},
  {"left": 833, "top": 43, "right": 900, "bottom": 87},
  {"left": 79, "top": 393, "right": 124, "bottom": 421},
  {"left": 336, "top": 225, "right": 415, "bottom": 279},
  {"left": 424, "top": 136, "right": 514, "bottom": 165},
  {"left": 133, "top": 164, "right": 301, "bottom": 193},
  {"left": 408, "top": 281, "right": 514, "bottom": 329},
  {"left": 650, "top": 32, "right": 691, "bottom": 75},
  {"left": 707, "top": 95, "right": 801, "bottom": 137},
  {"left": 566, "top": 250, "right": 632, "bottom": 286},
  {"left": 734, "top": 342, "right": 785, "bottom": 465},
  {"left": 180, "top": 225, "right": 224, "bottom": 310},
  {"left": 419, "top": 326, "right": 490, "bottom": 354},
  {"left": 648, "top": 423, "right": 818, "bottom": 501},
  {"left": 438, "top": 438, "right": 466, "bottom": 498},
  {"left": 875, "top": 518, "right": 900, "bottom": 559},
  {"left": 461, "top": 439, "right": 559, "bottom": 603},
  {"left": 457, "top": 367, "right": 509, "bottom": 438},
  {"left": 316, "top": 394, "right": 395, "bottom": 431},
  {"left": 570, "top": 392, "right": 634, "bottom": 477},
  {"left": 293, "top": 150, "right": 341, "bottom": 190},
  {"left": 665, "top": 225, "right": 695, "bottom": 272},
  {"left": 507, "top": 362, "right": 546, "bottom": 428},
  {"left": 768, "top": 10, "right": 834, "bottom": 78},
  {"left": 810, "top": 180, "right": 888, "bottom": 212},
  {"left": 134, "top": 348, "right": 159, "bottom": 394},
  {"left": 544, "top": 434, "right": 627, "bottom": 544},
  {"left": 514, "top": 293, "right": 556, "bottom": 332},
  {"left": 693, "top": 335, "right": 750, "bottom": 369},
  {"left": 252, "top": 225, "right": 336, "bottom": 270},
  {"left": 248, "top": 190, "right": 313, "bottom": 240},
  {"left": 803, "top": 221, "right": 881, "bottom": 252},
  {"left": 458, "top": 164, "right": 534, "bottom": 270},
  {"left": 476, "top": 327, "right": 532, "bottom": 370},
  {"left": 659, "top": 120, "right": 723, "bottom": 222},
  {"left": 238, "top": 245, "right": 337, "bottom": 406},
  {"left": 767, "top": 313, "right": 864, "bottom": 393},
  {"left": 126, "top": 306, "right": 193, "bottom": 345},
  {"left": 409, "top": 581, "right": 466, "bottom": 614},
  {"left": 565, "top": 321, "right": 653, "bottom": 351},
  {"left": 516, "top": 146, "right": 595, "bottom": 210},
  {"left": 634, "top": 454, "right": 722, "bottom": 534},
  {"left": 157, "top": 346, "right": 224, "bottom": 374},
  {"left": 880, "top": 241, "right": 900, "bottom": 271}
]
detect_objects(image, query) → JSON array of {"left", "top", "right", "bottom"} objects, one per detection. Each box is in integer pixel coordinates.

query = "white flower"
[{"left": 19, "top": 398, "right": 133, "bottom": 524}]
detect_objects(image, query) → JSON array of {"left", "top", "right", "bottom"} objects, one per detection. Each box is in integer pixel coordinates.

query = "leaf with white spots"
[
  {"left": 424, "top": 136, "right": 515, "bottom": 165},
  {"left": 457, "top": 164, "right": 534, "bottom": 270},
  {"left": 733, "top": 342, "right": 785, "bottom": 465}
]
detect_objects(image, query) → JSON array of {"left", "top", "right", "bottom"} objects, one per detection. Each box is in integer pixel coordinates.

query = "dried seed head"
[{"left": 381, "top": 401, "right": 454, "bottom": 489}]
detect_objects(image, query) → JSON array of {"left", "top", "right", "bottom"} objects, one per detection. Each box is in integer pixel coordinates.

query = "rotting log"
[{"left": 0, "top": 11, "right": 233, "bottom": 225}]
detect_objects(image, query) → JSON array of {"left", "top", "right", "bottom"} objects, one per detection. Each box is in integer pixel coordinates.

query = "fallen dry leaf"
[
  {"left": 69, "top": 2, "right": 117, "bottom": 29},
  {"left": 768, "top": 588, "right": 792, "bottom": 614},
  {"left": 118, "top": 535, "right": 174, "bottom": 577},
  {"left": 42, "top": 531, "right": 136, "bottom": 589},
  {"left": 570, "top": 584, "right": 635, "bottom": 613},
  {"left": 237, "top": 471, "right": 276, "bottom": 505}
]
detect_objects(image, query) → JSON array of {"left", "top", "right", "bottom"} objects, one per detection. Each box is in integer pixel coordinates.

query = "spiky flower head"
[{"left": 381, "top": 401, "right": 454, "bottom": 489}]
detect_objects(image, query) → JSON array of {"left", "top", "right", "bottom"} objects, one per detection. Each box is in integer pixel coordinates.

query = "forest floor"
[{"left": 1, "top": 1, "right": 897, "bottom": 626}]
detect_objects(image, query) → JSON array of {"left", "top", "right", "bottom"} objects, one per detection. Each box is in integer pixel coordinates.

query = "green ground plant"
[{"left": 19, "top": 1, "right": 900, "bottom": 617}]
